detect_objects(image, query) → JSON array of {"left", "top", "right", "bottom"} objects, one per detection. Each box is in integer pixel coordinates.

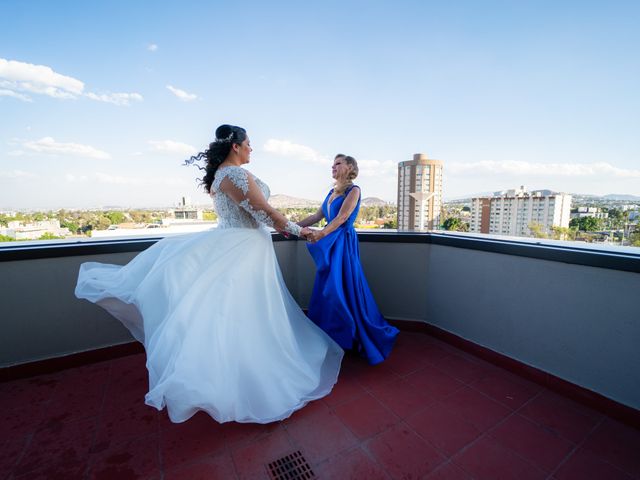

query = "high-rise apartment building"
[
  {"left": 397, "top": 154, "right": 443, "bottom": 231},
  {"left": 469, "top": 187, "right": 571, "bottom": 237}
]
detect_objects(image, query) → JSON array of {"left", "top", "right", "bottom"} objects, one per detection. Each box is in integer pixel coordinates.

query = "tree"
[
  {"left": 0, "top": 234, "right": 15, "bottom": 242},
  {"left": 550, "top": 226, "right": 577, "bottom": 241},
  {"left": 95, "top": 216, "right": 112, "bottom": 230},
  {"left": 443, "top": 217, "right": 469, "bottom": 232},
  {"left": 383, "top": 218, "right": 397, "bottom": 229},
  {"left": 629, "top": 226, "right": 640, "bottom": 247},
  {"left": 61, "top": 221, "right": 80, "bottom": 234},
  {"left": 569, "top": 216, "right": 603, "bottom": 232},
  {"left": 129, "top": 211, "right": 146, "bottom": 223},
  {"left": 203, "top": 211, "right": 218, "bottom": 221},
  {"left": 528, "top": 222, "right": 547, "bottom": 238},
  {"left": 105, "top": 211, "right": 126, "bottom": 225},
  {"left": 0, "top": 215, "right": 13, "bottom": 227},
  {"left": 39, "top": 232, "right": 64, "bottom": 240}
]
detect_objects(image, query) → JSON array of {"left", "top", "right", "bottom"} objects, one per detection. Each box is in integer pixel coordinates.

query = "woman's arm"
[
  {"left": 297, "top": 207, "right": 325, "bottom": 227},
  {"left": 219, "top": 170, "right": 303, "bottom": 236},
  {"left": 309, "top": 187, "right": 360, "bottom": 242}
]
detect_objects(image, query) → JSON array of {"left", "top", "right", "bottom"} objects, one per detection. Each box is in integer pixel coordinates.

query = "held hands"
[
  {"left": 300, "top": 227, "right": 312, "bottom": 241},
  {"left": 300, "top": 228, "right": 323, "bottom": 243}
]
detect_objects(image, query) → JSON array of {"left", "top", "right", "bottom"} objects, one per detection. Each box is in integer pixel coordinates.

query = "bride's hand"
[
  {"left": 300, "top": 227, "right": 313, "bottom": 240},
  {"left": 306, "top": 230, "right": 324, "bottom": 243}
]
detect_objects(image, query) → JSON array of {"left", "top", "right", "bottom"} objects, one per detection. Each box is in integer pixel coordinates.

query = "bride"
[{"left": 75, "top": 124, "right": 343, "bottom": 424}]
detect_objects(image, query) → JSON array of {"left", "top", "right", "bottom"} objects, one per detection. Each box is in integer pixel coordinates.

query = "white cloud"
[
  {"left": 262, "top": 139, "right": 395, "bottom": 178},
  {"left": 85, "top": 92, "right": 143, "bottom": 106},
  {"left": 21, "top": 137, "right": 111, "bottom": 160},
  {"left": 147, "top": 43, "right": 158, "bottom": 52},
  {"left": 95, "top": 173, "right": 141, "bottom": 185},
  {"left": 0, "top": 88, "right": 32, "bottom": 102},
  {"left": 357, "top": 159, "right": 397, "bottom": 178},
  {"left": 263, "top": 139, "right": 331, "bottom": 166},
  {"left": 65, "top": 173, "right": 89, "bottom": 183},
  {"left": 166, "top": 85, "right": 198, "bottom": 101},
  {"left": 0, "top": 58, "right": 142, "bottom": 106},
  {"left": 148, "top": 140, "right": 198, "bottom": 157},
  {"left": 0, "top": 169, "right": 36, "bottom": 179},
  {"left": 0, "top": 58, "right": 84, "bottom": 99},
  {"left": 447, "top": 160, "right": 640, "bottom": 178}
]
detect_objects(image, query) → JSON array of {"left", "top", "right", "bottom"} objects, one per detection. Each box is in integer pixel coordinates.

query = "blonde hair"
[{"left": 333, "top": 154, "right": 359, "bottom": 195}]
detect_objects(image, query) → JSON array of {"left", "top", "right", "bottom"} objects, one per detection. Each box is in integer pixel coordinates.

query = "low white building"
[
  {"left": 91, "top": 222, "right": 217, "bottom": 238},
  {"left": 570, "top": 207, "right": 608, "bottom": 220},
  {"left": 168, "top": 196, "right": 204, "bottom": 221},
  {"left": 0, "top": 220, "right": 70, "bottom": 240}
]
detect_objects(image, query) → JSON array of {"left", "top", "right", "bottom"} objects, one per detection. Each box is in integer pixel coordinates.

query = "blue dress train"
[{"left": 306, "top": 185, "right": 399, "bottom": 365}]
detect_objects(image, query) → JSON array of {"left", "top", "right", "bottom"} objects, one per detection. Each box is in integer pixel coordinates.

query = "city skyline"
[{"left": 2, "top": 1, "right": 640, "bottom": 210}]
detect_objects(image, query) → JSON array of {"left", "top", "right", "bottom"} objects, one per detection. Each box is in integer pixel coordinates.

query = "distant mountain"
[
  {"left": 529, "top": 189, "right": 555, "bottom": 196},
  {"left": 361, "top": 197, "right": 389, "bottom": 207},
  {"left": 269, "top": 194, "right": 321, "bottom": 208},
  {"left": 602, "top": 194, "right": 640, "bottom": 201}
]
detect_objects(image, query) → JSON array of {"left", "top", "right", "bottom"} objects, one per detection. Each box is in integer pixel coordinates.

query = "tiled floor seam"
[
  {"left": 424, "top": 459, "right": 463, "bottom": 480},
  {"left": 378, "top": 418, "right": 452, "bottom": 474},
  {"left": 469, "top": 388, "right": 583, "bottom": 477},
  {"left": 448, "top": 426, "right": 549, "bottom": 480},
  {"left": 411, "top": 390, "right": 523, "bottom": 464},
  {"left": 315, "top": 443, "right": 393, "bottom": 479},
  {"left": 156, "top": 415, "right": 165, "bottom": 480},
  {"left": 441, "top": 399, "right": 549, "bottom": 477},
  {"left": 358, "top": 443, "right": 394, "bottom": 480},
  {"left": 83, "top": 359, "right": 115, "bottom": 480},
  {"left": 326, "top": 395, "right": 403, "bottom": 457},
  {"left": 511, "top": 388, "right": 604, "bottom": 446},
  {"left": 464, "top": 372, "right": 540, "bottom": 410},
  {"left": 228, "top": 441, "right": 244, "bottom": 480},
  {"left": 429, "top": 361, "right": 490, "bottom": 389},
  {"left": 8, "top": 432, "right": 34, "bottom": 480},
  {"left": 543, "top": 415, "right": 635, "bottom": 480},
  {"left": 357, "top": 421, "right": 433, "bottom": 479},
  {"left": 323, "top": 389, "right": 369, "bottom": 410}
]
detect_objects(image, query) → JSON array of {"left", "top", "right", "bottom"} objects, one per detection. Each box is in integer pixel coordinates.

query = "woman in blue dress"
[{"left": 298, "top": 154, "right": 399, "bottom": 365}]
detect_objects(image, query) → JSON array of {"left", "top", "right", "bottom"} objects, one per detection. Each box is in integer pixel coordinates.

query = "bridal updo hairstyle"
[
  {"left": 184, "top": 124, "right": 247, "bottom": 194},
  {"left": 333, "top": 154, "right": 359, "bottom": 196}
]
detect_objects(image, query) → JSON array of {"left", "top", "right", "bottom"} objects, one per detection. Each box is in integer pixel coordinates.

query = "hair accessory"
[{"left": 214, "top": 132, "right": 234, "bottom": 144}]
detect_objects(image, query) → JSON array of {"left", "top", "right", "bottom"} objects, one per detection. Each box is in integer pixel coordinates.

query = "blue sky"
[{"left": 1, "top": 0, "right": 639, "bottom": 209}]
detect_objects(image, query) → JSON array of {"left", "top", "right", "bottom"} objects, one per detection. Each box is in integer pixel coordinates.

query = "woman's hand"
[
  {"left": 306, "top": 229, "right": 325, "bottom": 244},
  {"left": 300, "top": 227, "right": 313, "bottom": 240}
]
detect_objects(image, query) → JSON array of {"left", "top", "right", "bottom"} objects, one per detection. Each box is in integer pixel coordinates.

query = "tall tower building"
[{"left": 397, "top": 153, "right": 443, "bottom": 231}]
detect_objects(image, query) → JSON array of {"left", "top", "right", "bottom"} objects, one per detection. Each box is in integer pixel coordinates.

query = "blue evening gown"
[{"left": 306, "top": 185, "right": 399, "bottom": 365}]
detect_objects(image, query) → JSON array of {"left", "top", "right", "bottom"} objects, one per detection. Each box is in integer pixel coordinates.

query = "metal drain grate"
[{"left": 267, "top": 450, "right": 316, "bottom": 480}]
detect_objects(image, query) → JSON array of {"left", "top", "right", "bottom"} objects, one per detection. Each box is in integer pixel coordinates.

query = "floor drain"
[{"left": 267, "top": 450, "right": 316, "bottom": 480}]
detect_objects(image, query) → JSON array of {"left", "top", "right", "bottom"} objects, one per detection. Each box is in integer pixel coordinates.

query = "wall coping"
[{"left": 1, "top": 231, "right": 639, "bottom": 273}]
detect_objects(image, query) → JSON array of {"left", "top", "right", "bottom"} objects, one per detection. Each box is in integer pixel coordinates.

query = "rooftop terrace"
[
  {"left": 1, "top": 232, "right": 639, "bottom": 479},
  {"left": 4, "top": 331, "right": 640, "bottom": 479}
]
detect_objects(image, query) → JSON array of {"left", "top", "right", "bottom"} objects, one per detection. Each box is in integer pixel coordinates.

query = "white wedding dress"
[{"left": 75, "top": 166, "right": 343, "bottom": 423}]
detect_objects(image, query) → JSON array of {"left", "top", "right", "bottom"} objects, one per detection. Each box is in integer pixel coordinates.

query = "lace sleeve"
[{"left": 218, "top": 167, "right": 302, "bottom": 236}]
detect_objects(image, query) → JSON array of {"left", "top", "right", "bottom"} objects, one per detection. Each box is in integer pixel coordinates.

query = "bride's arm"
[
  {"left": 309, "top": 187, "right": 360, "bottom": 242},
  {"left": 219, "top": 172, "right": 303, "bottom": 236},
  {"left": 297, "top": 208, "right": 325, "bottom": 227}
]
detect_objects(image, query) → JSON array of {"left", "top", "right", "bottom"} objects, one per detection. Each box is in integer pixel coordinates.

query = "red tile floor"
[{"left": 1, "top": 331, "right": 639, "bottom": 479}]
